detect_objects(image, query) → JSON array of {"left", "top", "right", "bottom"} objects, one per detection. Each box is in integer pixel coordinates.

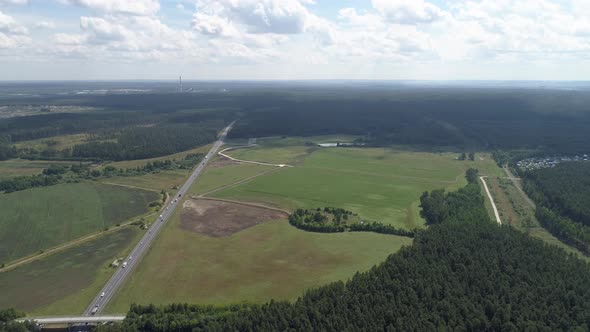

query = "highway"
[{"left": 83, "top": 122, "right": 235, "bottom": 316}]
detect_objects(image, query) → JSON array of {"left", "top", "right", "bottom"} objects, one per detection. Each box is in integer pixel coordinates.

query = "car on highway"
[
  {"left": 91, "top": 306, "right": 98, "bottom": 315},
  {"left": 122, "top": 261, "right": 127, "bottom": 268},
  {"left": 100, "top": 292, "right": 105, "bottom": 297}
]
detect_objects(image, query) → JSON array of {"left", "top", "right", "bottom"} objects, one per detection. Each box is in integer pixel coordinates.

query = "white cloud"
[
  {"left": 195, "top": 0, "right": 312, "bottom": 35},
  {"left": 59, "top": 0, "right": 160, "bottom": 16},
  {"left": 34, "top": 20, "right": 56, "bottom": 29},
  {"left": 0, "top": 10, "right": 27, "bottom": 34},
  {"left": 372, "top": 0, "right": 445, "bottom": 24},
  {"left": 0, "top": 0, "right": 28, "bottom": 4}
]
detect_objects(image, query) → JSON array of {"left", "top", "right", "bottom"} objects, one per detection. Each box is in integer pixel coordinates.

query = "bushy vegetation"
[
  {"left": 288, "top": 207, "right": 415, "bottom": 237},
  {"left": 96, "top": 178, "right": 590, "bottom": 331},
  {"left": 523, "top": 162, "right": 590, "bottom": 255}
]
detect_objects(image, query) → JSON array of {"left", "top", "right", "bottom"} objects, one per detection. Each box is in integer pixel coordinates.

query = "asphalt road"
[{"left": 83, "top": 122, "right": 234, "bottom": 316}]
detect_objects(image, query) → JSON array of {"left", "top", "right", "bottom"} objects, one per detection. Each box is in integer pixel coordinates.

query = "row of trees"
[
  {"left": 89, "top": 172, "right": 590, "bottom": 331},
  {"left": 288, "top": 207, "right": 415, "bottom": 237},
  {"left": 0, "top": 153, "right": 204, "bottom": 194}
]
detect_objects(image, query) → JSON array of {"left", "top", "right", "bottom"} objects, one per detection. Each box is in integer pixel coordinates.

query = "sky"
[{"left": 0, "top": 0, "right": 589, "bottom": 80}]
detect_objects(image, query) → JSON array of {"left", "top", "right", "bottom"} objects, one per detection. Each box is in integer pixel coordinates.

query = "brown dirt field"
[{"left": 180, "top": 199, "right": 288, "bottom": 237}]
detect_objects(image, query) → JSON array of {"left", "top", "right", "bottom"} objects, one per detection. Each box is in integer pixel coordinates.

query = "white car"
[{"left": 100, "top": 292, "right": 105, "bottom": 297}]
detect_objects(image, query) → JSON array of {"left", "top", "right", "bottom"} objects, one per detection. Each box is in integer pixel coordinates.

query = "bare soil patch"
[{"left": 181, "top": 199, "right": 288, "bottom": 237}]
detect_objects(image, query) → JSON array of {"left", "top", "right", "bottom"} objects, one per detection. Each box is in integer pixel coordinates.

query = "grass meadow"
[
  {"left": 107, "top": 213, "right": 410, "bottom": 313},
  {"left": 213, "top": 146, "right": 502, "bottom": 229}
]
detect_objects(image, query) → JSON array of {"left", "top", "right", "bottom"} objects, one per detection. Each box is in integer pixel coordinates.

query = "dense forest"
[
  {"left": 523, "top": 162, "right": 590, "bottom": 254},
  {"left": 70, "top": 125, "right": 217, "bottom": 161},
  {"left": 49, "top": 174, "right": 587, "bottom": 331},
  {"left": 3, "top": 88, "right": 590, "bottom": 162}
]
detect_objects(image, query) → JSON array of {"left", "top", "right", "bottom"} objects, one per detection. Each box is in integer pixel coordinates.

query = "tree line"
[
  {"left": 63, "top": 170, "right": 590, "bottom": 331},
  {"left": 0, "top": 153, "right": 204, "bottom": 194}
]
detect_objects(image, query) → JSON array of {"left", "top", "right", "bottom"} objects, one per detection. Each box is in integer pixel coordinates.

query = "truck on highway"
[
  {"left": 91, "top": 306, "right": 98, "bottom": 315},
  {"left": 122, "top": 261, "right": 127, "bottom": 268}
]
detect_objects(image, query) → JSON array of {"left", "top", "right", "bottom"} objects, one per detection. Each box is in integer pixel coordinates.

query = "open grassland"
[
  {"left": 0, "top": 227, "right": 141, "bottom": 315},
  {"left": 107, "top": 211, "right": 410, "bottom": 313},
  {"left": 215, "top": 146, "right": 501, "bottom": 229},
  {"left": 0, "top": 159, "right": 76, "bottom": 179},
  {"left": 103, "top": 144, "right": 212, "bottom": 169},
  {"left": 189, "top": 157, "right": 274, "bottom": 196},
  {"left": 0, "top": 182, "right": 158, "bottom": 263},
  {"left": 15, "top": 133, "right": 96, "bottom": 151},
  {"left": 485, "top": 176, "right": 589, "bottom": 260}
]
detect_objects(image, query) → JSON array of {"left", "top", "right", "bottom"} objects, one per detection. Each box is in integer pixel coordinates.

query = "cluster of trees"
[
  {"left": 523, "top": 162, "right": 590, "bottom": 255},
  {"left": 0, "top": 142, "right": 16, "bottom": 161},
  {"left": 93, "top": 176, "right": 590, "bottom": 331},
  {"left": 288, "top": 207, "right": 415, "bottom": 237},
  {"left": 0, "top": 308, "right": 36, "bottom": 332},
  {"left": 71, "top": 126, "right": 216, "bottom": 161},
  {"left": 419, "top": 177, "right": 487, "bottom": 226},
  {"left": 0, "top": 174, "right": 62, "bottom": 193},
  {"left": 458, "top": 152, "right": 475, "bottom": 161}
]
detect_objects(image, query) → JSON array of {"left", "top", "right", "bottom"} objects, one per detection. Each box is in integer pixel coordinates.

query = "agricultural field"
[
  {"left": 214, "top": 143, "right": 502, "bottom": 229},
  {"left": 0, "top": 227, "right": 141, "bottom": 315},
  {"left": 98, "top": 170, "right": 190, "bottom": 192},
  {"left": 0, "top": 182, "right": 159, "bottom": 263},
  {"left": 0, "top": 159, "right": 76, "bottom": 179},
  {"left": 107, "top": 199, "right": 410, "bottom": 313}
]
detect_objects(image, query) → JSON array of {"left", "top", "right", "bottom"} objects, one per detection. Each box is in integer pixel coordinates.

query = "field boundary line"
[
  {"left": 480, "top": 176, "right": 502, "bottom": 225},
  {"left": 100, "top": 181, "right": 160, "bottom": 192},
  {"left": 0, "top": 212, "right": 156, "bottom": 273},
  {"left": 192, "top": 196, "right": 291, "bottom": 215},
  {"left": 198, "top": 167, "right": 281, "bottom": 197}
]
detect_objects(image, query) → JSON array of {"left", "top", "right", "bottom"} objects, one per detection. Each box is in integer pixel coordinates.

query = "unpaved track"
[
  {"left": 480, "top": 176, "right": 502, "bottom": 225},
  {"left": 218, "top": 146, "right": 294, "bottom": 168},
  {"left": 198, "top": 167, "right": 281, "bottom": 197}
]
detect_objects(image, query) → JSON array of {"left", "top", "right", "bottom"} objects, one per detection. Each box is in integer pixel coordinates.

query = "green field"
[
  {"left": 107, "top": 216, "right": 410, "bottom": 313},
  {"left": 0, "top": 182, "right": 158, "bottom": 263},
  {"left": 0, "top": 227, "right": 141, "bottom": 315},
  {"left": 190, "top": 159, "right": 274, "bottom": 196},
  {"left": 215, "top": 147, "right": 501, "bottom": 229}
]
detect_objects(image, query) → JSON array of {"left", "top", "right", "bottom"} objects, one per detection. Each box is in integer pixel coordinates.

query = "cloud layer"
[{"left": 1, "top": 0, "right": 590, "bottom": 79}]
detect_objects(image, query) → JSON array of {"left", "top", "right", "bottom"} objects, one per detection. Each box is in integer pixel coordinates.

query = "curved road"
[{"left": 83, "top": 122, "right": 235, "bottom": 316}]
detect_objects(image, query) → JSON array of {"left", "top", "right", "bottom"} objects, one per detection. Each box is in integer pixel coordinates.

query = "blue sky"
[{"left": 0, "top": 0, "right": 589, "bottom": 80}]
